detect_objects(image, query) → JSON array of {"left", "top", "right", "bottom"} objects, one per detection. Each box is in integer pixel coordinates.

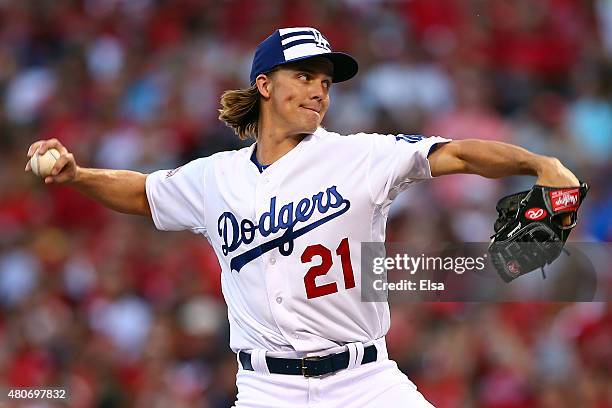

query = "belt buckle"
[{"left": 301, "top": 355, "right": 323, "bottom": 378}]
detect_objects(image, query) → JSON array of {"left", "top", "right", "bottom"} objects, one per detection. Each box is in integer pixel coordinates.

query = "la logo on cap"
[
  {"left": 249, "top": 27, "right": 359, "bottom": 85},
  {"left": 311, "top": 29, "right": 331, "bottom": 51}
]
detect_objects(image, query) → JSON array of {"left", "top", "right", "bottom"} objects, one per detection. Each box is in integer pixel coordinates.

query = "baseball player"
[{"left": 26, "top": 27, "right": 580, "bottom": 407}]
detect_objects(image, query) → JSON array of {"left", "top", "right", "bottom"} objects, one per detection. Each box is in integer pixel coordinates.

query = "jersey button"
[
  {"left": 270, "top": 257, "right": 276, "bottom": 265},
  {"left": 276, "top": 297, "right": 283, "bottom": 304}
]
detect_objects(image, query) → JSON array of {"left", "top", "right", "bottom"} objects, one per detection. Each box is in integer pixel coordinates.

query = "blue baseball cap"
[{"left": 249, "top": 27, "right": 358, "bottom": 85}]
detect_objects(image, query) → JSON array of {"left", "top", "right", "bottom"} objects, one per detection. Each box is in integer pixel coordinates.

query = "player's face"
[{"left": 267, "top": 58, "right": 333, "bottom": 135}]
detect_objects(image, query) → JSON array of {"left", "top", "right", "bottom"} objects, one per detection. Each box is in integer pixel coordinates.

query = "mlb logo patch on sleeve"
[{"left": 395, "top": 134, "right": 424, "bottom": 143}]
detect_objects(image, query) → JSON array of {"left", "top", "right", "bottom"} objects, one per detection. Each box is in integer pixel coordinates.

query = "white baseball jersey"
[{"left": 145, "top": 128, "right": 450, "bottom": 354}]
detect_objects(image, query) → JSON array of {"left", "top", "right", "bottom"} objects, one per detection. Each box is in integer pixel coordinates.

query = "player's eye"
[
  {"left": 298, "top": 73, "right": 309, "bottom": 81},
  {"left": 322, "top": 80, "right": 331, "bottom": 89}
]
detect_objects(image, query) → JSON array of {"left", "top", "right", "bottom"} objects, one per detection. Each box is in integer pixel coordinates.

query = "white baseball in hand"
[{"left": 30, "top": 148, "right": 60, "bottom": 178}]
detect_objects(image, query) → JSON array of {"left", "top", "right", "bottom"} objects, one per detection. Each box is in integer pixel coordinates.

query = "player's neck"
[{"left": 256, "top": 125, "right": 308, "bottom": 166}]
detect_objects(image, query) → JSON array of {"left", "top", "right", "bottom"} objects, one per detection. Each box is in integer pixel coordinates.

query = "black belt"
[{"left": 239, "top": 344, "right": 377, "bottom": 378}]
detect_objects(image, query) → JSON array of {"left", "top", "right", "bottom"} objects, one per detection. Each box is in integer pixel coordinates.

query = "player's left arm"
[{"left": 427, "top": 139, "right": 580, "bottom": 187}]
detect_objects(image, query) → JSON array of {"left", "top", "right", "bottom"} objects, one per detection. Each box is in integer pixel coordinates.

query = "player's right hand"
[{"left": 25, "top": 138, "right": 78, "bottom": 184}]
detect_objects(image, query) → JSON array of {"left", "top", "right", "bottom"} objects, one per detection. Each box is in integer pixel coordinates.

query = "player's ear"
[{"left": 256, "top": 74, "right": 272, "bottom": 99}]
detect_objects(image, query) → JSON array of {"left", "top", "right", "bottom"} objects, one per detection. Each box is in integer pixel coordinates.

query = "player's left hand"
[
  {"left": 535, "top": 157, "right": 580, "bottom": 188},
  {"left": 488, "top": 181, "right": 589, "bottom": 282}
]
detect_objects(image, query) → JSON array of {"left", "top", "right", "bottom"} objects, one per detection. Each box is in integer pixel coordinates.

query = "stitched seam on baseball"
[{"left": 34, "top": 153, "right": 40, "bottom": 175}]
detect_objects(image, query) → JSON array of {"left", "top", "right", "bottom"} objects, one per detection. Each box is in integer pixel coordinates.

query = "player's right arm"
[{"left": 25, "top": 139, "right": 151, "bottom": 217}]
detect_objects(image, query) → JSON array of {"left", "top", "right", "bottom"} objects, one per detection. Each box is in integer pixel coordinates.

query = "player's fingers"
[
  {"left": 27, "top": 141, "right": 45, "bottom": 157},
  {"left": 55, "top": 144, "right": 69, "bottom": 156},
  {"left": 35, "top": 140, "right": 52, "bottom": 155},
  {"left": 50, "top": 154, "right": 70, "bottom": 176},
  {"left": 37, "top": 138, "right": 68, "bottom": 156},
  {"left": 48, "top": 167, "right": 76, "bottom": 184},
  {"left": 36, "top": 139, "right": 56, "bottom": 155}
]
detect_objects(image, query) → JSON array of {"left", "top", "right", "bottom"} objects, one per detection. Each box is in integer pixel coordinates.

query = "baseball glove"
[{"left": 488, "top": 182, "right": 589, "bottom": 282}]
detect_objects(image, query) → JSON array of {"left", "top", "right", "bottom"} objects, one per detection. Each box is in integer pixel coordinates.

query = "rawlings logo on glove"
[
  {"left": 550, "top": 188, "right": 580, "bottom": 211},
  {"left": 525, "top": 208, "right": 547, "bottom": 220},
  {"left": 488, "top": 182, "right": 589, "bottom": 282}
]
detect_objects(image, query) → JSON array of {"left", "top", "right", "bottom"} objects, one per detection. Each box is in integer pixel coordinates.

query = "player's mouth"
[{"left": 301, "top": 106, "right": 321, "bottom": 114}]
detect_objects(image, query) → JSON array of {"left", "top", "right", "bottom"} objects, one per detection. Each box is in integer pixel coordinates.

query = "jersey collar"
[
  {"left": 249, "top": 130, "right": 321, "bottom": 174},
  {"left": 250, "top": 147, "right": 270, "bottom": 173}
]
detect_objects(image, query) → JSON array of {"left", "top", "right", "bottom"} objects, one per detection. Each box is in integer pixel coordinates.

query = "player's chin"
[
  {"left": 293, "top": 119, "right": 319, "bottom": 134},
  {"left": 302, "top": 114, "right": 323, "bottom": 132}
]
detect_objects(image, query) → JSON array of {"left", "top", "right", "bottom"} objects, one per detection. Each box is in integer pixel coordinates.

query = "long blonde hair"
[{"left": 218, "top": 83, "right": 261, "bottom": 140}]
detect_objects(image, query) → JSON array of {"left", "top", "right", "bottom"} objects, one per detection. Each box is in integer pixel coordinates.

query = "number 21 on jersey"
[{"left": 301, "top": 237, "right": 356, "bottom": 299}]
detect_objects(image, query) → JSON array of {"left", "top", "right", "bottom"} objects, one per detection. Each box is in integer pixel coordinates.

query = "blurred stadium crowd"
[{"left": 0, "top": 0, "right": 611, "bottom": 407}]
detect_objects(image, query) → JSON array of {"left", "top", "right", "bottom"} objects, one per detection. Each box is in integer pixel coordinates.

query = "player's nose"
[{"left": 309, "top": 81, "right": 327, "bottom": 101}]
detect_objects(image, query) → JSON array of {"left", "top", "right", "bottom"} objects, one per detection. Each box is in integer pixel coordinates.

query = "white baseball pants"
[{"left": 232, "top": 339, "right": 435, "bottom": 408}]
